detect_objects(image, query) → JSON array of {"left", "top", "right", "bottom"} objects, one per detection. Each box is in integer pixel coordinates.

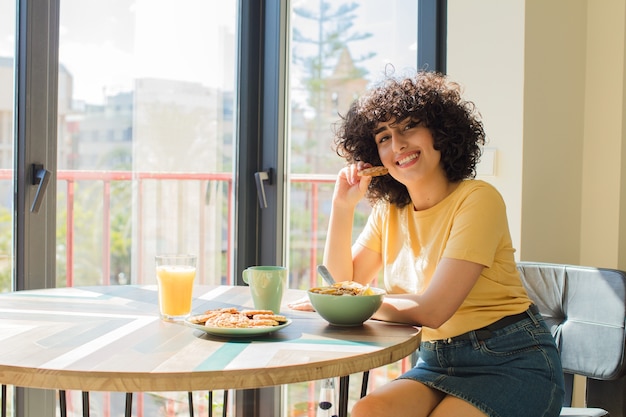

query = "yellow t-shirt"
[{"left": 355, "top": 179, "right": 532, "bottom": 341}]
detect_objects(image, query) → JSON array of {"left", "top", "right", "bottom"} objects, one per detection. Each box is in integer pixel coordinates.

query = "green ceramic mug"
[{"left": 242, "top": 266, "right": 288, "bottom": 314}]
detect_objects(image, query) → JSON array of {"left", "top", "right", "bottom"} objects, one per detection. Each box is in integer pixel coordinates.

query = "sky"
[
  {"left": 1, "top": 0, "right": 417, "bottom": 105},
  {"left": 58, "top": 0, "right": 237, "bottom": 104}
]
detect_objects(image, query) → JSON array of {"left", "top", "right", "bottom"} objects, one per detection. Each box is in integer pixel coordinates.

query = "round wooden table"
[{"left": 0, "top": 285, "right": 421, "bottom": 416}]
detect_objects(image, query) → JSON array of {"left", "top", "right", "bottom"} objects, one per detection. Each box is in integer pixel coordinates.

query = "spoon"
[{"left": 317, "top": 265, "right": 337, "bottom": 286}]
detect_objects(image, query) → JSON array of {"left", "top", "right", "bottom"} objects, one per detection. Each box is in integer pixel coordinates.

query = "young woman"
[{"left": 292, "top": 71, "right": 564, "bottom": 417}]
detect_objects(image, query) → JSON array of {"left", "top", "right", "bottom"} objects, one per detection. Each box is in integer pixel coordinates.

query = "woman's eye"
[
  {"left": 377, "top": 135, "right": 390, "bottom": 144},
  {"left": 404, "top": 121, "right": 418, "bottom": 130}
]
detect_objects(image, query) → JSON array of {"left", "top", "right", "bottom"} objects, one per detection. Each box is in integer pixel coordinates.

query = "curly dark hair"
[{"left": 333, "top": 71, "right": 486, "bottom": 208}]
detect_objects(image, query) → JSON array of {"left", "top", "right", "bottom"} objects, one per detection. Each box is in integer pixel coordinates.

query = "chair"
[{"left": 517, "top": 262, "right": 626, "bottom": 417}]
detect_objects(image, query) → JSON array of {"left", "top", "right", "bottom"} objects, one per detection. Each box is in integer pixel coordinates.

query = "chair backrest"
[{"left": 517, "top": 262, "right": 626, "bottom": 414}]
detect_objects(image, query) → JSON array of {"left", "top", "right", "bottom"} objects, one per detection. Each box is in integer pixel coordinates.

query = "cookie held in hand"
[{"left": 357, "top": 166, "right": 388, "bottom": 177}]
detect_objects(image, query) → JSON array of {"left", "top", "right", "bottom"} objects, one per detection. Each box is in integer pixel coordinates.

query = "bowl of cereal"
[{"left": 307, "top": 281, "right": 386, "bottom": 327}]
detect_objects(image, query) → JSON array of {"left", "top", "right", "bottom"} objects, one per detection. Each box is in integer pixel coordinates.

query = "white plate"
[{"left": 185, "top": 318, "right": 292, "bottom": 338}]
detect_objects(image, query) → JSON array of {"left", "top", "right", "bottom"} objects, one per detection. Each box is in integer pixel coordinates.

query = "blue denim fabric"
[{"left": 398, "top": 310, "right": 565, "bottom": 417}]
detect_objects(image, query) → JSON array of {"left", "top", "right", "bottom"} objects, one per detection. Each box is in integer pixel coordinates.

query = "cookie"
[
  {"left": 253, "top": 314, "right": 288, "bottom": 323},
  {"left": 188, "top": 313, "right": 214, "bottom": 324},
  {"left": 357, "top": 166, "right": 388, "bottom": 177},
  {"left": 249, "top": 318, "right": 280, "bottom": 327},
  {"left": 212, "top": 313, "right": 251, "bottom": 328},
  {"left": 192, "top": 308, "right": 286, "bottom": 328},
  {"left": 241, "top": 309, "right": 275, "bottom": 317}
]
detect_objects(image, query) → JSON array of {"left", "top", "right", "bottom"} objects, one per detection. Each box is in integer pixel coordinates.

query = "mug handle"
[{"left": 242, "top": 269, "right": 249, "bottom": 284}]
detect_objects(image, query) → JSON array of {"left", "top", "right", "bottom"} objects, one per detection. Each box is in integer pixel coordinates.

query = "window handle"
[
  {"left": 30, "top": 163, "right": 51, "bottom": 213},
  {"left": 254, "top": 168, "right": 274, "bottom": 209}
]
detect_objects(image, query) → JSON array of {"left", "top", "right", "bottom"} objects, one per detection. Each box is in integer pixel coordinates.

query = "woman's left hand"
[{"left": 287, "top": 296, "right": 315, "bottom": 311}]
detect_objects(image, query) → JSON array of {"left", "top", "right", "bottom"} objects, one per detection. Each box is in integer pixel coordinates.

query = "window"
[
  {"left": 56, "top": 0, "right": 237, "bottom": 290},
  {"left": 287, "top": 0, "right": 420, "bottom": 292},
  {"left": 5, "top": 0, "right": 441, "bottom": 415},
  {"left": 284, "top": 1, "right": 420, "bottom": 414}
]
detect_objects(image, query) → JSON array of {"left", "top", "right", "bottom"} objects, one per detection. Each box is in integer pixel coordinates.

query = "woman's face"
[{"left": 373, "top": 117, "right": 445, "bottom": 186}]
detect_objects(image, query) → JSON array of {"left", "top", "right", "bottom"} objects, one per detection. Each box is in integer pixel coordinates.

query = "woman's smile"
[{"left": 395, "top": 151, "right": 420, "bottom": 167}]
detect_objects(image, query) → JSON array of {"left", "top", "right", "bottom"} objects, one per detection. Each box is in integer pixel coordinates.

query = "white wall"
[
  {"left": 580, "top": 1, "right": 626, "bottom": 267},
  {"left": 447, "top": 0, "right": 626, "bottom": 268},
  {"left": 447, "top": 2, "right": 626, "bottom": 405},
  {"left": 447, "top": 0, "right": 526, "bottom": 257}
]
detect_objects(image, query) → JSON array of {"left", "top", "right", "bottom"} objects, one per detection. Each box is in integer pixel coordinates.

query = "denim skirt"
[{"left": 398, "top": 309, "right": 565, "bottom": 417}]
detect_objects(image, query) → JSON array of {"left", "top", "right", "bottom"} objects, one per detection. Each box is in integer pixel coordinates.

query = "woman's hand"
[
  {"left": 287, "top": 296, "right": 315, "bottom": 312},
  {"left": 332, "top": 163, "right": 373, "bottom": 209}
]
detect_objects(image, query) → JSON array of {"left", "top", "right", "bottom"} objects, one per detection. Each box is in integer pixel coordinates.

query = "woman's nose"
[{"left": 391, "top": 134, "right": 407, "bottom": 153}]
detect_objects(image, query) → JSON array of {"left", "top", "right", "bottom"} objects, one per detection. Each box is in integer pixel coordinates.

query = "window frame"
[
  {"left": 13, "top": 1, "right": 60, "bottom": 416},
  {"left": 14, "top": 0, "right": 59, "bottom": 291},
  {"left": 234, "top": 0, "right": 289, "bottom": 284},
  {"left": 418, "top": 0, "right": 447, "bottom": 72},
  {"left": 233, "top": 1, "right": 289, "bottom": 413}
]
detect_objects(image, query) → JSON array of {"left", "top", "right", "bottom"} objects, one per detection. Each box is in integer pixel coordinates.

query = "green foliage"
[
  {"left": 293, "top": 1, "right": 374, "bottom": 109},
  {"left": 56, "top": 147, "right": 133, "bottom": 287},
  {"left": 109, "top": 180, "right": 132, "bottom": 284},
  {"left": 0, "top": 207, "right": 12, "bottom": 292},
  {"left": 289, "top": 2, "right": 376, "bottom": 287}
]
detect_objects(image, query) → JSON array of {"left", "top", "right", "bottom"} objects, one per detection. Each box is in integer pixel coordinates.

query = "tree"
[
  {"left": 292, "top": 1, "right": 375, "bottom": 117},
  {"left": 289, "top": 1, "right": 376, "bottom": 287},
  {"left": 0, "top": 207, "right": 11, "bottom": 292}
]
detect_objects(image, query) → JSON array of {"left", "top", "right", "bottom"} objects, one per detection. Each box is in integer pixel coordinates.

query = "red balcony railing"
[
  {"left": 56, "top": 170, "right": 237, "bottom": 287},
  {"left": 0, "top": 169, "right": 338, "bottom": 288},
  {"left": 1, "top": 169, "right": 409, "bottom": 417}
]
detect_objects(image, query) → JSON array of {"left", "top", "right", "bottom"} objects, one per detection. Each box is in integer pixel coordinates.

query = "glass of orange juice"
[{"left": 155, "top": 254, "right": 197, "bottom": 321}]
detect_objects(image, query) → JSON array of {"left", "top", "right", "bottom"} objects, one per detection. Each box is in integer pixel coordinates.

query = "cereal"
[
  {"left": 309, "top": 281, "right": 375, "bottom": 296},
  {"left": 190, "top": 308, "right": 287, "bottom": 328},
  {"left": 357, "top": 166, "right": 388, "bottom": 177}
]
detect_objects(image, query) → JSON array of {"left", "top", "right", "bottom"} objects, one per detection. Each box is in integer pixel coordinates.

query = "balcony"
[{"left": 1, "top": 168, "right": 407, "bottom": 416}]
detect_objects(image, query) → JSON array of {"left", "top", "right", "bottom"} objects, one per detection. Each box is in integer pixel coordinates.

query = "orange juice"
[{"left": 156, "top": 264, "right": 196, "bottom": 320}]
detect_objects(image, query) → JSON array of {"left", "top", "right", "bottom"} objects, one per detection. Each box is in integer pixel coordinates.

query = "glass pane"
[
  {"left": 0, "top": 0, "right": 14, "bottom": 294},
  {"left": 57, "top": 1, "right": 237, "bottom": 414},
  {"left": 57, "top": 0, "right": 237, "bottom": 288},
  {"left": 286, "top": 1, "right": 418, "bottom": 415},
  {"left": 288, "top": 0, "right": 418, "bottom": 290},
  {"left": 0, "top": 6, "right": 16, "bottom": 417}
]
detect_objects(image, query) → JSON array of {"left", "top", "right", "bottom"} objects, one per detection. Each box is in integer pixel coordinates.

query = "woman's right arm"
[
  {"left": 323, "top": 164, "right": 380, "bottom": 284},
  {"left": 289, "top": 165, "right": 379, "bottom": 312}
]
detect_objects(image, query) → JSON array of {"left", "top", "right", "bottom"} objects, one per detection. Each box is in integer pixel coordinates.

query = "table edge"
[{"left": 0, "top": 328, "right": 421, "bottom": 392}]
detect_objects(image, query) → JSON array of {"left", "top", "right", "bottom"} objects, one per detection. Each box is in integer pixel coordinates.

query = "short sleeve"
[
  {"left": 442, "top": 184, "right": 509, "bottom": 268},
  {"left": 354, "top": 202, "right": 387, "bottom": 253}
]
